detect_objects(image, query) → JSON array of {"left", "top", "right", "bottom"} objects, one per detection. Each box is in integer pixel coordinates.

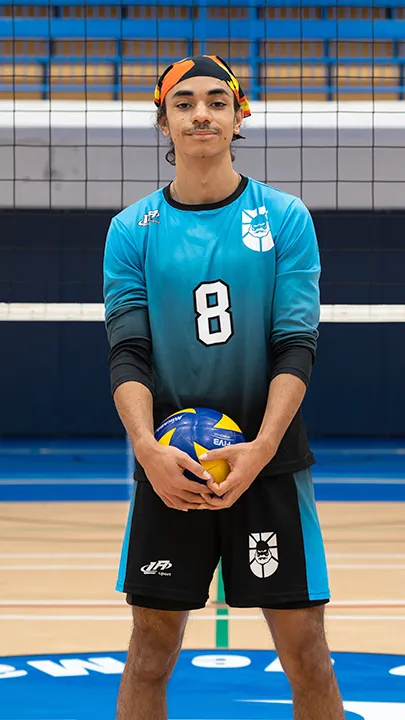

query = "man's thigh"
[{"left": 263, "top": 604, "right": 328, "bottom": 654}]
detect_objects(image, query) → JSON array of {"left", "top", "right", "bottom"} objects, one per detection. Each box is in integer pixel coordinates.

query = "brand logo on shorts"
[
  {"left": 141, "top": 560, "right": 172, "bottom": 576},
  {"left": 249, "top": 532, "right": 279, "bottom": 578},
  {"left": 138, "top": 209, "right": 160, "bottom": 227},
  {"left": 242, "top": 207, "right": 273, "bottom": 252}
]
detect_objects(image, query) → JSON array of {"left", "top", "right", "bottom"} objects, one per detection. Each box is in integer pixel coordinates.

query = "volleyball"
[{"left": 155, "top": 407, "right": 245, "bottom": 484}]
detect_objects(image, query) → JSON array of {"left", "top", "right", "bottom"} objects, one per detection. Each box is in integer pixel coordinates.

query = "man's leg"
[
  {"left": 262, "top": 605, "right": 345, "bottom": 720},
  {"left": 117, "top": 606, "right": 189, "bottom": 720}
]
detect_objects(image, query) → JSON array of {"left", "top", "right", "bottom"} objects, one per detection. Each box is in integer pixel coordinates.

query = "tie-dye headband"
[{"left": 154, "top": 55, "right": 251, "bottom": 122}]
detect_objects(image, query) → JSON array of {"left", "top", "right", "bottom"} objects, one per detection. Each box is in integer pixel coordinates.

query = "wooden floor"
[{"left": 1, "top": 501, "right": 404, "bottom": 657}]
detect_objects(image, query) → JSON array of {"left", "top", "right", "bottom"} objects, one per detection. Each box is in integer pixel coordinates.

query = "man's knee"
[
  {"left": 128, "top": 609, "right": 186, "bottom": 683},
  {"left": 265, "top": 606, "right": 333, "bottom": 689},
  {"left": 279, "top": 632, "right": 333, "bottom": 689}
]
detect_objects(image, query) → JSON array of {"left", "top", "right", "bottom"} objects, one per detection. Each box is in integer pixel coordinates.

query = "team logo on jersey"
[
  {"left": 242, "top": 207, "right": 273, "bottom": 252},
  {"left": 138, "top": 209, "right": 160, "bottom": 227},
  {"left": 249, "top": 532, "right": 279, "bottom": 578}
]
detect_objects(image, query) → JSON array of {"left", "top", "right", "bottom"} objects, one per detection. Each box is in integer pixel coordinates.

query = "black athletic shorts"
[{"left": 116, "top": 467, "right": 330, "bottom": 611}]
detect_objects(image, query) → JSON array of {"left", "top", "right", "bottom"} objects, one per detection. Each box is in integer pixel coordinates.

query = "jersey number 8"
[{"left": 193, "top": 280, "right": 234, "bottom": 347}]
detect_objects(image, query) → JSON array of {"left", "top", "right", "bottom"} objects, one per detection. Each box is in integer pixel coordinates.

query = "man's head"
[
  {"left": 154, "top": 55, "right": 251, "bottom": 166},
  {"left": 255, "top": 540, "right": 271, "bottom": 565}
]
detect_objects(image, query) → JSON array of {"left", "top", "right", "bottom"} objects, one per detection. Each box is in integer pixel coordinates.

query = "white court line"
[
  {"left": 0, "top": 565, "right": 117, "bottom": 570},
  {"left": 1, "top": 476, "right": 405, "bottom": 485},
  {"left": 329, "top": 564, "right": 405, "bottom": 570},
  {"left": 330, "top": 600, "right": 405, "bottom": 606},
  {"left": 2, "top": 563, "right": 405, "bottom": 571},
  {"left": 3, "top": 554, "right": 116, "bottom": 560},
  {"left": 1, "top": 552, "right": 405, "bottom": 560},
  {"left": 0, "top": 598, "right": 405, "bottom": 608},
  {"left": 314, "top": 476, "right": 405, "bottom": 484},
  {"left": 4, "top": 445, "right": 397, "bottom": 456},
  {"left": 2, "top": 445, "right": 404, "bottom": 456},
  {"left": 315, "top": 448, "right": 405, "bottom": 455},
  {"left": 0, "top": 447, "right": 123, "bottom": 455},
  {"left": 327, "top": 554, "right": 405, "bottom": 559},
  {"left": 328, "top": 564, "right": 405, "bottom": 570},
  {"left": 0, "top": 614, "right": 404, "bottom": 621},
  {"left": 0, "top": 600, "right": 125, "bottom": 606},
  {"left": 1, "top": 599, "right": 405, "bottom": 607},
  {"left": 0, "top": 478, "right": 128, "bottom": 485}
]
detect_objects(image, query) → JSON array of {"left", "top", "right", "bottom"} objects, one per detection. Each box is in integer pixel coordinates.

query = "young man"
[{"left": 104, "top": 56, "right": 344, "bottom": 720}]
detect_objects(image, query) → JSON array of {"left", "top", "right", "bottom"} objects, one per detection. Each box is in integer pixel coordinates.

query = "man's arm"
[
  {"left": 254, "top": 373, "right": 307, "bottom": 463},
  {"left": 113, "top": 381, "right": 155, "bottom": 460},
  {"left": 200, "top": 199, "right": 320, "bottom": 507},
  {"left": 104, "top": 218, "right": 214, "bottom": 510},
  {"left": 253, "top": 198, "right": 320, "bottom": 462},
  {"left": 113, "top": 380, "right": 213, "bottom": 510}
]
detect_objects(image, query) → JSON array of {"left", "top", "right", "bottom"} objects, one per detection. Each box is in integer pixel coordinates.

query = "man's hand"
[
  {"left": 138, "top": 442, "right": 215, "bottom": 511},
  {"left": 198, "top": 440, "right": 277, "bottom": 509}
]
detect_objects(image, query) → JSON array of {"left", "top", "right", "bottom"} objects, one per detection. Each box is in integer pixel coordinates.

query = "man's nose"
[{"left": 192, "top": 102, "right": 212, "bottom": 124}]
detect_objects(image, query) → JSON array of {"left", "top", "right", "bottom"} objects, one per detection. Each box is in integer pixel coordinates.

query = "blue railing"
[
  {"left": 1, "top": 2, "right": 405, "bottom": 100},
  {"left": 2, "top": 20, "right": 405, "bottom": 40}
]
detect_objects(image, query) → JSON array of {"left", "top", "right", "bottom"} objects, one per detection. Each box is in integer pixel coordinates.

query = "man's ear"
[
  {"left": 233, "top": 106, "right": 244, "bottom": 135},
  {"left": 159, "top": 114, "right": 171, "bottom": 138}
]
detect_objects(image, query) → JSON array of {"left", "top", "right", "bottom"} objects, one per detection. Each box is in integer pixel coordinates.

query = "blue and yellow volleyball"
[{"left": 154, "top": 407, "right": 245, "bottom": 484}]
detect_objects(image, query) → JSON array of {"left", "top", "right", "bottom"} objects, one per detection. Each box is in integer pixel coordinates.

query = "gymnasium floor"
[{"left": 1, "top": 438, "right": 405, "bottom": 720}]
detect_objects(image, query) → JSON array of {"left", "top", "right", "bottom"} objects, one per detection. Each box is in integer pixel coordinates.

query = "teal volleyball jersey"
[{"left": 104, "top": 176, "right": 321, "bottom": 475}]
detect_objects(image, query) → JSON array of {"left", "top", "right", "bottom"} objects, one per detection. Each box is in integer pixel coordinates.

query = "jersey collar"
[{"left": 163, "top": 175, "right": 249, "bottom": 211}]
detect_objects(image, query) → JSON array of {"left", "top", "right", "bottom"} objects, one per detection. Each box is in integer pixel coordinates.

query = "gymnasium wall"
[{"left": 1, "top": 208, "right": 404, "bottom": 438}]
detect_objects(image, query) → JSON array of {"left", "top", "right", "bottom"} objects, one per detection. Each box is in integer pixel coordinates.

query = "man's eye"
[
  {"left": 212, "top": 102, "right": 226, "bottom": 107},
  {"left": 177, "top": 103, "right": 191, "bottom": 109}
]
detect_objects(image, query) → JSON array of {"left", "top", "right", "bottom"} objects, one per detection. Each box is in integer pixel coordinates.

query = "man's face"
[
  {"left": 162, "top": 76, "right": 243, "bottom": 161},
  {"left": 255, "top": 540, "right": 271, "bottom": 565}
]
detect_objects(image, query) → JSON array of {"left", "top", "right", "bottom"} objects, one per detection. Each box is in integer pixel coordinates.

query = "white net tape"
[{"left": 0, "top": 303, "right": 405, "bottom": 323}]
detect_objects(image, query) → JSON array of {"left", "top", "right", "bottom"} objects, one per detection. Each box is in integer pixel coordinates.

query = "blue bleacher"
[{"left": 1, "top": 0, "right": 405, "bottom": 100}]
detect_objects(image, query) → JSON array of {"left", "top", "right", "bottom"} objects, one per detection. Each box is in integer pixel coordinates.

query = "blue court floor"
[
  {"left": 1, "top": 649, "right": 405, "bottom": 720},
  {"left": 0, "top": 437, "right": 404, "bottom": 502}
]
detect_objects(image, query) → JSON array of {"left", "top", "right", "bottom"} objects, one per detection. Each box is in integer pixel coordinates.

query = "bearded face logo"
[
  {"left": 242, "top": 207, "right": 274, "bottom": 252},
  {"left": 255, "top": 540, "right": 271, "bottom": 564},
  {"left": 249, "top": 216, "right": 270, "bottom": 239},
  {"left": 249, "top": 532, "right": 279, "bottom": 578}
]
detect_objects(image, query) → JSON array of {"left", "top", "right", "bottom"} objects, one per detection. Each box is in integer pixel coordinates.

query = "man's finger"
[
  {"left": 201, "top": 495, "right": 226, "bottom": 509},
  {"left": 177, "top": 452, "right": 212, "bottom": 482},
  {"left": 206, "top": 478, "right": 227, "bottom": 496},
  {"left": 161, "top": 494, "right": 186, "bottom": 511},
  {"left": 213, "top": 490, "right": 239, "bottom": 509},
  {"left": 198, "top": 446, "right": 235, "bottom": 462},
  {"left": 206, "top": 470, "right": 240, "bottom": 496},
  {"left": 177, "top": 489, "right": 212, "bottom": 504},
  {"left": 178, "top": 476, "right": 212, "bottom": 494}
]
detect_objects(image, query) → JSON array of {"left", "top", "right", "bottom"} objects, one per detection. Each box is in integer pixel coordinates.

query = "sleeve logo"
[
  {"left": 138, "top": 209, "right": 160, "bottom": 227},
  {"left": 242, "top": 207, "right": 274, "bottom": 252}
]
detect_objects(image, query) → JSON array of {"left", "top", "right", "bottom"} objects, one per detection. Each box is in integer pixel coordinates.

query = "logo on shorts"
[
  {"left": 141, "top": 560, "right": 172, "bottom": 576},
  {"left": 249, "top": 532, "right": 279, "bottom": 578},
  {"left": 242, "top": 207, "right": 273, "bottom": 252}
]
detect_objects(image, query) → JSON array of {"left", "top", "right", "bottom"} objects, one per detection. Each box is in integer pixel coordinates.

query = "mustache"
[{"left": 186, "top": 126, "right": 218, "bottom": 134}]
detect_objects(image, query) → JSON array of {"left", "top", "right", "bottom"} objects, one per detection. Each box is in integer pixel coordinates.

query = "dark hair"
[{"left": 156, "top": 95, "right": 242, "bottom": 166}]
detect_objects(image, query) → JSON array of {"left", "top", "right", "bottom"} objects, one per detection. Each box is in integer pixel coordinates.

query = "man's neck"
[{"left": 172, "top": 155, "right": 241, "bottom": 205}]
